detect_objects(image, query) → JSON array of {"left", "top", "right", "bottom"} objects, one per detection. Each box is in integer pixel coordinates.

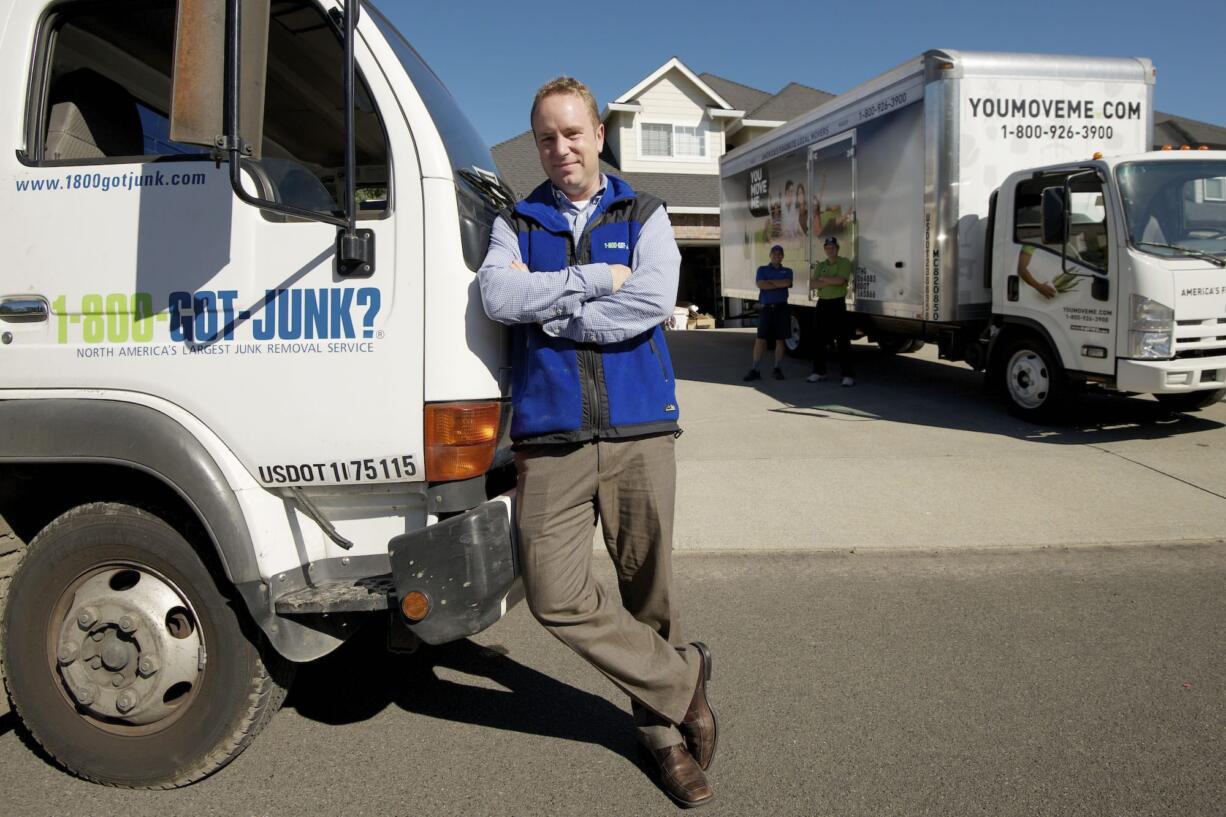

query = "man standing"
[
  {"left": 478, "top": 77, "right": 718, "bottom": 808},
  {"left": 807, "top": 236, "right": 856, "bottom": 386},
  {"left": 743, "top": 245, "right": 793, "bottom": 382}
]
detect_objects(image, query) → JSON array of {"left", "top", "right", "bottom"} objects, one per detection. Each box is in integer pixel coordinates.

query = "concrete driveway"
[{"left": 666, "top": 328, "right": 1226, "bottom": 551}]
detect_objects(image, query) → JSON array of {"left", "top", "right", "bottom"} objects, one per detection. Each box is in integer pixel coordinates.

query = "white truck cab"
[
  {"left": 989, "top": 150, "right": 1226, "bottom": 416},
  {"left": 0, "top": 0, "right": 518, "bottom": 787}
]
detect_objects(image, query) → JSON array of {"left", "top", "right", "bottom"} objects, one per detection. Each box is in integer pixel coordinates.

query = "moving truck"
[
  {"left": 0, "top": 0, "right": 520, "bottom": 787},
  {"left": 720, "top": 49, "right": 1226, "bottom": 418}
]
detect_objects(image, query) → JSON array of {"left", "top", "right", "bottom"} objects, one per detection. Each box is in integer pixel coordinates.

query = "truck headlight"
[
  {"left": 1127, "top": 330, "right": 1172, "bottom": 359},
  {"left": 1128, "top": 295, "right": 1174, "bottom": 359}
]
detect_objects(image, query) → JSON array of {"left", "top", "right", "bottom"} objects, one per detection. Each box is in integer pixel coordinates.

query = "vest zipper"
[
  {"left": 582, "top": 347, "right": 602, "bottom": 438},
  {"left": 568, "top": 229, "right": 606, "bottom": 438}
]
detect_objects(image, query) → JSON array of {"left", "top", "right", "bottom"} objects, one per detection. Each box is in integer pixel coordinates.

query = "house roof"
[
  {"left": 1154, "top": 111, "right": 1226, "bottom": 150},
  {"left": 490, "top": 131, "right": 720, "bottom": 208},
  {"left": 613, "top": 57, "right": 733, "bottom": 110},
  {"left": 697, "top": 73, "right": 772, "bottom": 115},
  {"left": 745, "top": 81, "right": 835, "bottom": 122}
]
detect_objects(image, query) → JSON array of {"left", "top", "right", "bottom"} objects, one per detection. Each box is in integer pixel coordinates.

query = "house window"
[
  {"left": 674, "top": 126, "right": 705, "bottom": 157},
  {"left": 641, "top": 123, "right": 672, "bottom": 157},
  {"left": 640, "top": 123, "right": 705, "bottom": 158},
  {"left": 1206, "top": 177, "right": 1226, "bottom": 202}
]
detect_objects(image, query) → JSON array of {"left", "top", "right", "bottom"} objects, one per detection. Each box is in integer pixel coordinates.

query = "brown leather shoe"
[
  {"left": 644, "top": 743, "right": 714, "bottom": 808},
  {"left": 680, "top": 641, "right": 718, "bottom": 771}
]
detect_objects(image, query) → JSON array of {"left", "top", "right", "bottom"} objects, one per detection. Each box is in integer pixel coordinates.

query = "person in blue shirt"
[
  {"left": 478, "top": 77, "right": 717, "bottom": 808},
  {"left": 744, "top": 245, "right": 793, "bottom": 381}
]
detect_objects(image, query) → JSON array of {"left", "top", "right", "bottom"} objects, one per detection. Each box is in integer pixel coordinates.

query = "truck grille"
[{"left": 1175, "top": 318, "right": 1226, "bottom": 358}]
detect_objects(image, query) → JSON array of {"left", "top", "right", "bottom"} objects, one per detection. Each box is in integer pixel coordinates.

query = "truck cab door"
[
  {"left": 999, "top": 171, "right": 1118, "bottom": 377},
  {"left": 4, "top": 0, "right": 422, "bottom": 507}
]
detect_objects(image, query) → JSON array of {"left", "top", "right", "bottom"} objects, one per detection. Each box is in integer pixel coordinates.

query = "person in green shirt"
[{"left": 807, "top": 236, "right": 856, "bottom": 386}]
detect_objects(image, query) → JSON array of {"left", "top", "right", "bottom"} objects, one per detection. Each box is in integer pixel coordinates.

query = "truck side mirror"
[
  {"left": 169, "top": 0, "right": 269, "bottom": 159},
  {"left": 169, "top": 0, "right": 372, "bottom": 275},
  {"left": 1040, "top": 187, "right": 1068, "bottom": 246}
]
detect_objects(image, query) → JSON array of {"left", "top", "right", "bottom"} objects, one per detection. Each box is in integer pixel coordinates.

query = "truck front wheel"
[
  {"left": 996, "top": 335, "right": 1068, "bottom": 421},
  {"left": 1, "top": 503, "right": 292, "bottom": 788},
  {"left": 1154, "top": 388, "right": 1226, "bottom": 413}
]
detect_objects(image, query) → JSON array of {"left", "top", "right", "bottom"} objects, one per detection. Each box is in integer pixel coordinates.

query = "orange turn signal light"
[
  {"left": 1180, "top": 145, "right": 1191, "bottom": 151},
  {"left": 401, "top": 591, "right": 430, "bottom": 621},
  {"left": 424, "top": 401, "right": 501, "bottom": 482},
  {"left": 1161, "top": 145, "right": 1173, "bottom": 151},
  {"left": 1092, "top": 151, "right": 1103, "bottom": 160}
]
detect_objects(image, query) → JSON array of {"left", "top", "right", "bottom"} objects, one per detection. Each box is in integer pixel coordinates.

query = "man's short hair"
[
  {"left": 531, "top": 77, "right": 601, "bottom": 133},
  {"left": 824, "top": 236, "right": 839, "bottom": 247}
]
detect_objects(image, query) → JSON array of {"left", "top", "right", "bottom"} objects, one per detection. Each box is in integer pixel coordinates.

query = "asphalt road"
[
  {"left": 2, "top": 329, "right": 1225, "bottom": 813},
  {"left": 1, "top": 546, "right": 1222, "bottom": 816}
]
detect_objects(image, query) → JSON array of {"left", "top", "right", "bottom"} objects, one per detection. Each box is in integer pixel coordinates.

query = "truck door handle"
[{"left": 0, "top": 297, "right": 49, "bottom": 322}]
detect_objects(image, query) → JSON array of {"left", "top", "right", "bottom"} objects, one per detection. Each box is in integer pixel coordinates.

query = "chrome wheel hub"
[
  {"left": 1007, "top": 349, "right": 1050, "bottom": 410},
  {"left": 56, "top": 568, "right": 204, "bottom": 726}
]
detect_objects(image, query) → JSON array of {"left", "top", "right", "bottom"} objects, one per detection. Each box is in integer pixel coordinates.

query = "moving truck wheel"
[
  {"left": 1154, "top": 388, "right": 1226, "bottom": 413},
  {"left": 1, "top": 503, "right": 292, "bottom": 788},
  {"left": 997, "top": 335, "right": 1068, "bottom": 422},
  {"left": 785, "top": 310, "right": 813, "bottom": 357}
]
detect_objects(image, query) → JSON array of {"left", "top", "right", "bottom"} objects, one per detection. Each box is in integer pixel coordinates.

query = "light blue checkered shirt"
[{"left": 478, "top": 176, "right": 681, "bottom": 345}]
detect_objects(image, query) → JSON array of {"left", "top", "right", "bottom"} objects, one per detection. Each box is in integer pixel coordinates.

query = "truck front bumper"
[
  {"left": 1116, "top": 355, "right": 1226, "bottom": 393},
  {"left": 388, "top": 494, "right": 521, "bottom": 645}
]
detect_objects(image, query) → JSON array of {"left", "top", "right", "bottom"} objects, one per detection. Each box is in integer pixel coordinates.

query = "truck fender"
[
  {"left": 0, "top": 398, "right": 345, "bottom": 662},
  {"left": 987, "top": 318, "right": 1064, "bottom": 378}
]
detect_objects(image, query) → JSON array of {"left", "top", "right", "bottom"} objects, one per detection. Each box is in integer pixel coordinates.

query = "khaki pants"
[{"left": 515, "top": 434, "right": 699, "bottom": 748}]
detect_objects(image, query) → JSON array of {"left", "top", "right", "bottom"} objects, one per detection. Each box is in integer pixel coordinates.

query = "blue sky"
[{"left": 384, "top": 0, "right": 1225, "bottom": 148}]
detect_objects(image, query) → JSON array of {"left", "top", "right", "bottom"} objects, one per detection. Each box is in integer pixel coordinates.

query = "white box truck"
[
  {"left": 0, "top": 0, "right": 521, "bottom": 787},
  {"left": 720, "top": 49, "right": 1226, "bottom": 418}
]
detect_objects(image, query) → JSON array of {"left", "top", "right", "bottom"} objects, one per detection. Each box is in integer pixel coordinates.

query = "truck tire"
[
  {"left": 1, "top": 503, "right": 292, "bottom": 788},
  {"left": 785, "top": 310, "right": 813, "bottom": 358},
  {"left": 996, "top": 334, "right": 1068, "bottom": 422},
  {"left": 1154, "top": 388, "right": 1226, "bottom": 413}
]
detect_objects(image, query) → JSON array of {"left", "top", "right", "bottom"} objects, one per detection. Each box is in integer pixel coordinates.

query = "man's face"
[
  {"left": 824, "top": 242, "right": 838, "bottom": 259},
  {"left": 770, "top": 249, "right": 784, "bottom": 266},
  {"left": 532, "top": 92, "right": 604, "bottom": 201}
]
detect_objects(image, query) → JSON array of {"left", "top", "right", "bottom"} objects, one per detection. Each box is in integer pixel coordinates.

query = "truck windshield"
[
  {"left": 1117, "top": 159, "right": 1226, "bottom": 263},
  {"left": 366, "top": 4, "right": 496, "bottom": 180},
  {"left": 365, "top": 4, "right": 514, "bottom": 270}
]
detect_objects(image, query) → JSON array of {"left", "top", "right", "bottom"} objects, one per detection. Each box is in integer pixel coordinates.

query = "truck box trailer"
[{"left": 720, "top": 49, "right": 1226, "bottom": 417}]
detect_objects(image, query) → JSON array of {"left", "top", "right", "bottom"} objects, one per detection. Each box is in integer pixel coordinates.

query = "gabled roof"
[
  {"left": 490, "top": 131, "right": 719, "bottom": 208},
  {"left": 746, "top": 82, "right": 835, "bottom": 123},
  {"left": 1154, "top": 111, "right": 1226, "bottom": 150},
  {"left": 697, "top": 73, "right": 772, "bottom": 115},
  {"left": 613, "top": 57, "right": 733, "bottom": 110}
]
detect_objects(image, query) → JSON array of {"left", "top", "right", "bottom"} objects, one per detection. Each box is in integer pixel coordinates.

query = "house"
[{"left": 492, "top": 58, "right": 1226, "bottom": 316}]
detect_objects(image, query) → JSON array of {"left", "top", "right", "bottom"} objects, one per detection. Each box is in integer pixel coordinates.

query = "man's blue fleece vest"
[{"left": 507, "top": 175, "right": 680, "bottom": 444}]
